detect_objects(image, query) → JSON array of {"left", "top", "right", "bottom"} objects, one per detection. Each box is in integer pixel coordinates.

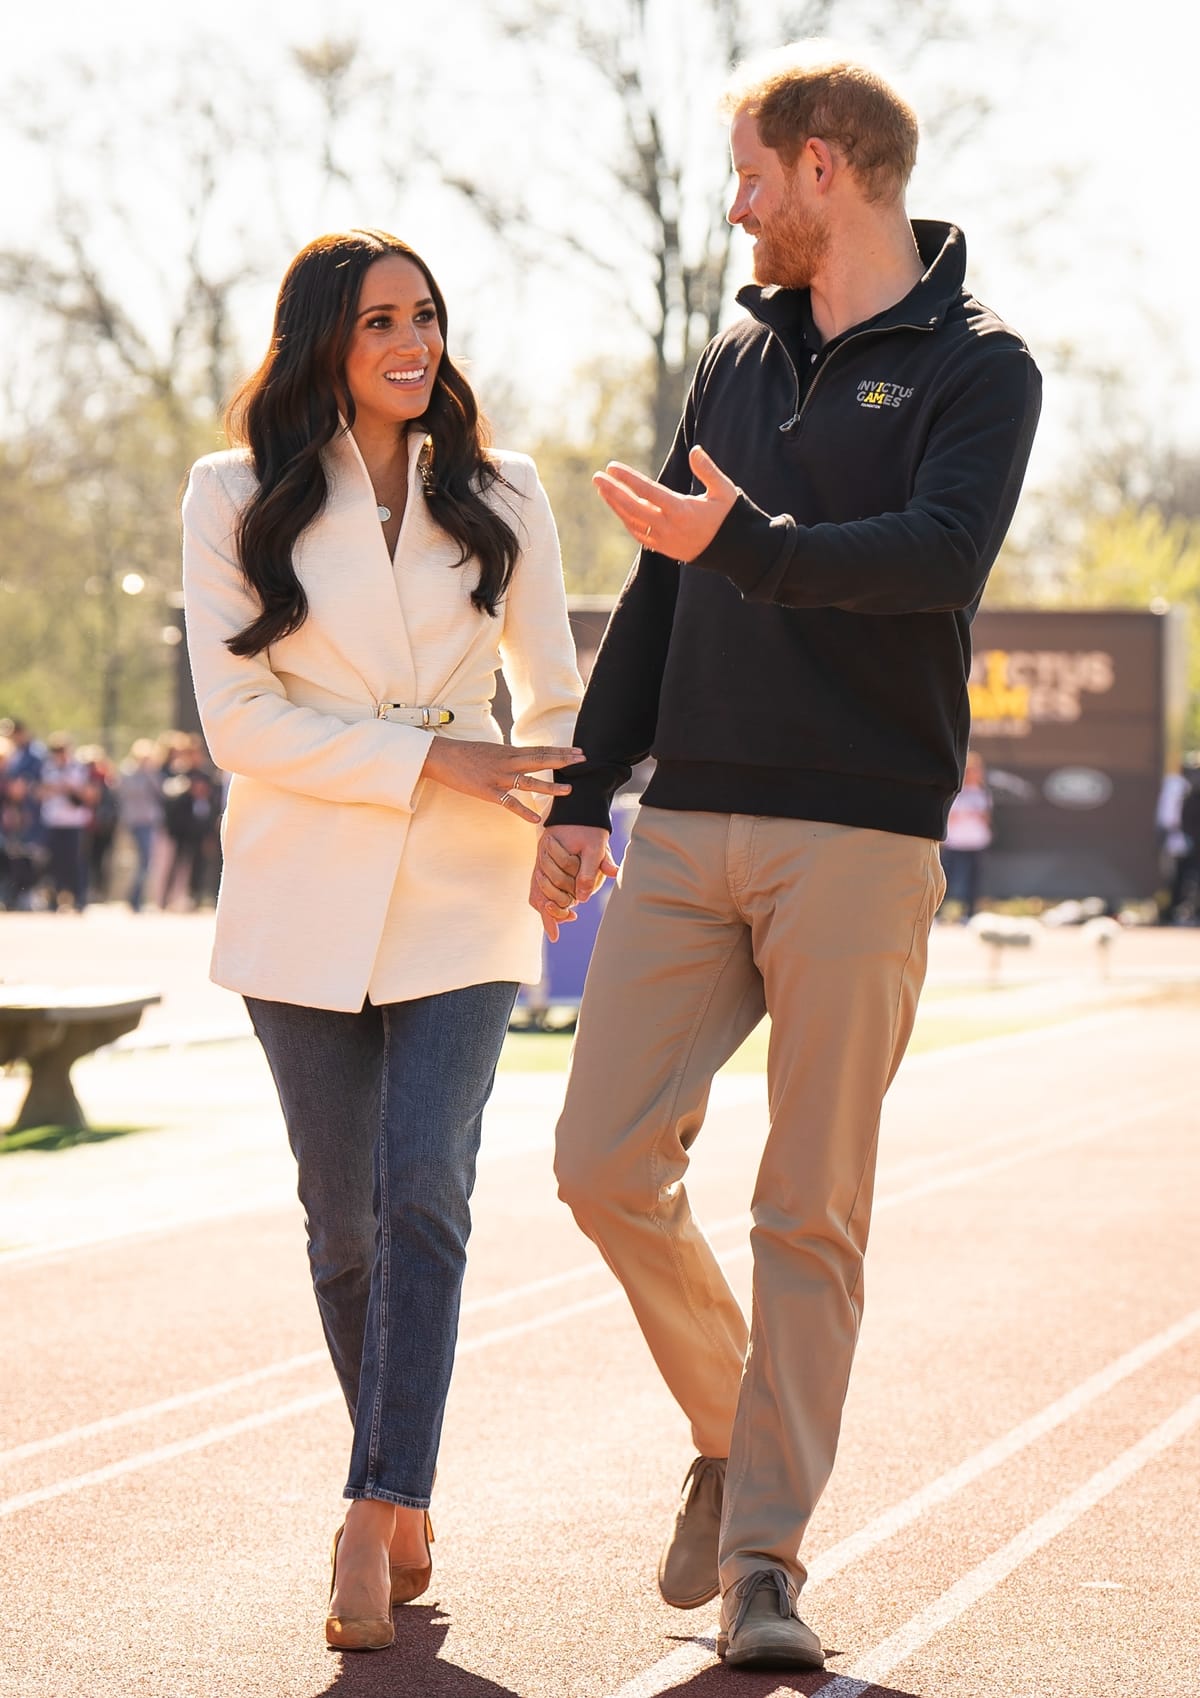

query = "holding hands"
[
  {"left": 530, "top": 826, "right": 618, "bottom": 942},
  {"left": 524, "top": 442, "right": 733, "bottom": 940},
  {"left": 593, "top": 443, "right": 738, "bottom": 562}
]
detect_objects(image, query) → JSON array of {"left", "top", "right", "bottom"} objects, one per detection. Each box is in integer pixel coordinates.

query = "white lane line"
[
  {"left": 0, "top": 1213, "right": 755, "bottom": 1472},
  {"left": 4, "top": 1073, "right": 1186, "bottom": 1482},
  {"left": 599, "top": 1637, "right": 709, "bottom": 1697},
  {"left": 0, "top": 1009, "right": 1147, "bottom": 1271},
  {"left": 901, "top": 1007, "right": 1131, "bottom": 1069},
  {"left": 5, "top": 1083, "right": 1191, "bottom": 1519},
  {"left": 0, "top": 1066, "right": 1155, "bottom": 1469},
  {"left": 460, "top": 1208, "right": 752, "bottom": 1317},
  {"left": 880, "top": 1103, "right": 1117, "bottom": 1185},
  {"left": 604, "top": 1257, "right": 1199, "bottom": 1696},
  {"left": 819, "top": 1390, "right": 1200, "bottom": 1696},
  {"left": 490, "top": 1083, "right": 1192, "bottom": 1344},
  {"left": 875, "top": 1091, "right": 1194, "bottom": 1214},
  {"left": 595, "top": 1305, "right": 1200, "bottom": 1698},
  {"left": 0, "top": 1349, "right": 328, "bottom": 1469},
  {"left": 0, "top": 1257, "right": 731, "bottom": 1518},
  {"left": 805, "top": 1305, "right": 1200, "bottom": 1585},
  {"left": 0, "top": 1390, "right": 338, "bottom": 1521},
  {"left": 0, "top": 1194, "right": 299, "bottom": 1270}
]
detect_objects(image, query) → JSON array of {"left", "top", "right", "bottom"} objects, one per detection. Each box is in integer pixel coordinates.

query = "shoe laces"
[
  {"left": 680, "top": 1453, "right": 724, "bottom": 1504},
  {"left": 729, "top": 1568, "right": 792, "bottom": 1639}
]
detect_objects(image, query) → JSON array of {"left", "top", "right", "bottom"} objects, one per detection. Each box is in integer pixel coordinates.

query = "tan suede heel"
[
  {"left": 389, "top": 1510, "right": 434, "bottom": 1606},
  {"left": 325, "top": 1524, "right": 395, "bottom": 1651}
]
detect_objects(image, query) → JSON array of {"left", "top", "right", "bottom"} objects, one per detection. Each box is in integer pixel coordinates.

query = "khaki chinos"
[{"left": 554, "top": 804, "right": 945, "bottom": 1596}]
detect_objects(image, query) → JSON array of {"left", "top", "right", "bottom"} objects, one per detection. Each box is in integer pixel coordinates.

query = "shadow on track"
[
  {"left": 317, "top": 1603, "right": 521, "bottom": 1698},
  {"left": 656, "top": 1635, "right": 920, "bottom": 1698},
  {"left": 316, "top": 1617, "right": 924, "bottom": 1698}
]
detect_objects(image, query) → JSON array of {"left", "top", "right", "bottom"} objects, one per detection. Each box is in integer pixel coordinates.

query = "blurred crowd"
[
  {"left": 6, "top": 716, "right": 1200, "bottom": 926},
  {"left": 935, "top": 750, "right": 1200, "bottom": 927},
  {"left": 0, "top": 719, "right": 225, "bottom": 914}
]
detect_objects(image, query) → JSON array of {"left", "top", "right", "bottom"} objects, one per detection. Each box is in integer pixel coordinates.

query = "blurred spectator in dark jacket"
[{"left": 161, "top": 753, "right": 222, "bottom": 910}]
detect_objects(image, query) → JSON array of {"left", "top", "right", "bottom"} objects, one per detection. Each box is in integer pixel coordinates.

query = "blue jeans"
[
  {"left": 939, "top": 846, "right": 984, "bottom": 918},
  {"left": 245, "top": 981, "right": 518, "bottom": 1506},
  {"left": 45, "top": 826, "right": 88, "bottom": 911},
  {"left": 127, "top": 824, "right": 157, "bottom": 912}
]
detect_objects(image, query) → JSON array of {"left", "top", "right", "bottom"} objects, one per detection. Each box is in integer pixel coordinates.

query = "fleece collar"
[{"left": 737, "top": 220, "right": 967, "bottom": 341}]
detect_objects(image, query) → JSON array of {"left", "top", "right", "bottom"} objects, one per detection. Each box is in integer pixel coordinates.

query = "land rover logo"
[{"left": 1043, "top": 767, "right": 1113, "bottom": 809}]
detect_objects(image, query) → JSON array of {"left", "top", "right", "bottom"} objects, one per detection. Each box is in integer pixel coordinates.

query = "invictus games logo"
[
  {"left": 969, "top": 648, "right": 1116, "bottom": 736},
  {"left": 856, "top": 379, "right": 914, "bottom": 409}
]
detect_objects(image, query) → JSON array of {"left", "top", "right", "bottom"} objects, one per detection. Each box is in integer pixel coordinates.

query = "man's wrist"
[
  {"left": 546, "top": 786, "right": 614, "bottom": 831},
  {"left": 692, "top": 491, "right": 794, "bottom": 597}
]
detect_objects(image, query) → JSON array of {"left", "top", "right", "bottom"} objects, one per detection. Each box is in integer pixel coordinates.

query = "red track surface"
[{"left": 1, "top": 923, "right": 1198, "bottom": 1696}]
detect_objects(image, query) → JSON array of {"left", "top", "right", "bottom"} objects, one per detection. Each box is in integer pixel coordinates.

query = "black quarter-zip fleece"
[{"left": 549, "top": 221, "right": 1042, "bottom": 840}]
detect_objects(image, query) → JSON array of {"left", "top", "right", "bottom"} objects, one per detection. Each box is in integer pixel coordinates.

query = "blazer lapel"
[{"left": 291, "top": 427, "right": 425, "bottom": 705}]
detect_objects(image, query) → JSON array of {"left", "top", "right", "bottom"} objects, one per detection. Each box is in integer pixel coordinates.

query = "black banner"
[{"left": 967, "top": 608, "right": 1187, "bottom": 900}]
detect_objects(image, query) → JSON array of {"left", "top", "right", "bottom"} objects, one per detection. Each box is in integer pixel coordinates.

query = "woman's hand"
[{"left": 421, "top": 739, "right": 584, "bottom": 825}]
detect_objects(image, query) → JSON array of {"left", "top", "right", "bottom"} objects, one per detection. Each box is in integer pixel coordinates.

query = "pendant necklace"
[{"left": 377, "top": 504, "right": 391, "bottom": 522}]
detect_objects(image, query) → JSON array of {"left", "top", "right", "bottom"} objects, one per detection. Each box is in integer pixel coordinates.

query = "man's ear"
[{"left": 808, "top": 136, "right": 837, "bottom": 191}]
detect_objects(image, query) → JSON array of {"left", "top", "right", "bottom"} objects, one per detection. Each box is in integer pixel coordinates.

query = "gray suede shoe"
[
  {"left": 716, "top": 1569, "right": 824, "bottom": 1670},
  {"left": 657, "top": 1455, "right": 726, "bottom": 1608}
]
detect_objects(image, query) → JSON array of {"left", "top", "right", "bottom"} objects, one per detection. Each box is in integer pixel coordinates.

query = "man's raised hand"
[{"left": 592, "top": 443, "right": 738, "bottom": 562}]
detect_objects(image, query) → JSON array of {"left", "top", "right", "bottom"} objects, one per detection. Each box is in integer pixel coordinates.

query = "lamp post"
[
  {"left": 164, "top": 588, "right": 204, "bottom": 737},
  {"left": 98, "top": 570, "right": 147, "bottom": 751}
]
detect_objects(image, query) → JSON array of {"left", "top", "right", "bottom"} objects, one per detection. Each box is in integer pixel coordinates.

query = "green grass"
[
  {"left": 500, "top": 1028, "right": 579, "bottom": 1072},
  {"left": 905, "top": 1013, "right": 1056, "bottom": 1057},
  {"left": 0, "top": 1122, "right": 156, "bottom": 1155},
  {"left": 496, "top": 1004, "right": 1067, "bottom": 1075}
]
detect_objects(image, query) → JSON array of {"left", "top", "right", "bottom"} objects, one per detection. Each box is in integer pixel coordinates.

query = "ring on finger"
[
  {"left": 643, "top": 520, "right": 652, "bottom": 542},
  {"left": 500, "top": 789, "right": 517, "bottom": 808}
]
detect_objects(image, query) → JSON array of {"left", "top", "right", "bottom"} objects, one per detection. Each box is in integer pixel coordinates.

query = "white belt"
[{"left": 376, "top": 702, "right": 455, "bottom": 727}]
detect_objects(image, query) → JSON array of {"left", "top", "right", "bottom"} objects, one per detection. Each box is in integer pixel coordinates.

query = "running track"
[{"left": 2, "top": 1001, "right": 1198, "bottom": 1697}]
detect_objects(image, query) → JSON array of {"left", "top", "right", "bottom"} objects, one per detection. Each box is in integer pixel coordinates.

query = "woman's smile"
[{"left": 344, "top": 253, "right": 445, "bottom": 430}]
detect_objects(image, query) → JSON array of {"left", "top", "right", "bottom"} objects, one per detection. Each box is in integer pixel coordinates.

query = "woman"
[
  {"left": 182, "top": 229, "right": 584, "bottom": 1651},
  {"left": 940, "top": 749, "right": 992, "bottom": 920}
]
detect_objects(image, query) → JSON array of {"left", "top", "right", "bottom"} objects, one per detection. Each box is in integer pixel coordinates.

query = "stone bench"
[{"left": 0, "top": 986, "right": 161, "bottom": 1134}]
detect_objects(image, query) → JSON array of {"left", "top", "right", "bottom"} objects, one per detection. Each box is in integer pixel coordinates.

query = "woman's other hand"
[{"left": 420, "top": 740, "right": 584, "bottom": 825}]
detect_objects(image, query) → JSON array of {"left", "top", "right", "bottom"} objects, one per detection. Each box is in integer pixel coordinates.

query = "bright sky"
[{"left": 4, "top": 0, "right": 1198, "bottom": 501}]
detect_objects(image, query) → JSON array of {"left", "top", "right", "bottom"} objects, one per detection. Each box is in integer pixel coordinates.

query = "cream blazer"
[{"left": 182, "top": 428, "right": 583, "bottom": 1011}]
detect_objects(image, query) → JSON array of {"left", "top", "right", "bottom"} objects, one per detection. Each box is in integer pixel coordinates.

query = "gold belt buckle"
[{"left": 377, "top": 703, "right": 455, "bottom": 727}]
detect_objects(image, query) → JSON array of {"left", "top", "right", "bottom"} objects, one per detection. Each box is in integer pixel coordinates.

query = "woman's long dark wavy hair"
[{"left": 224, "top": 229, "right": 519, "bottom": 657}]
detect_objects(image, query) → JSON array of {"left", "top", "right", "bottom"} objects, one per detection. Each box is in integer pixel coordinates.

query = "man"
[{"left": 530, "top": 44, "right": 1041, "bottom": 1673}]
